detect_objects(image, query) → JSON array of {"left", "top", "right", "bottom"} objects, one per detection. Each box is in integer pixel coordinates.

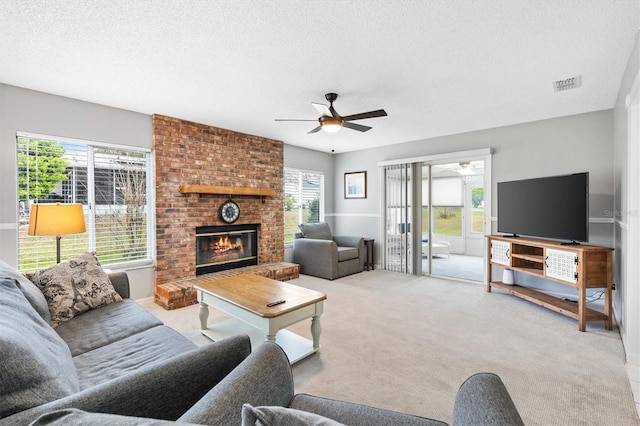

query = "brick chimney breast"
[{"left": 153, "top": 114, "right": 284, "bottom": 288}]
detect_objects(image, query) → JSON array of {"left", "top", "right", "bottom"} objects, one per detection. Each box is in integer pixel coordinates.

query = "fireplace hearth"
[{"left": 196, "top": 224, "right": 259, "bottom": 275}]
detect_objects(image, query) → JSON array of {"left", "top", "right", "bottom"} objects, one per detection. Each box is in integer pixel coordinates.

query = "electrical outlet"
[{"left": 612, "top": 282, "right": 616, "bottom": 291}]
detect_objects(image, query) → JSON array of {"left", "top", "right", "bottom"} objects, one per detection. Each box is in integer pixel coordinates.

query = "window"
[
  {"left": 17, "top": 134, "right": 153, "bottom": 271},
  {"left": 283, "top": 168, "right": 324, "bottom": 243}
]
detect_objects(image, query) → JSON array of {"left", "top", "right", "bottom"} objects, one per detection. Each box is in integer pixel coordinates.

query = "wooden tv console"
[{"left": 486, "top": 235, "right": 613, "bottom": 332}]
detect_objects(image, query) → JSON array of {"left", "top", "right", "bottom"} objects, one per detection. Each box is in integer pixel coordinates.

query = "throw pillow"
[
  {"left": 298, "top": 222, "right": 333, "bottom": 240},
  {"left": 27, "top": 252, "right": 122, "bottom": 327},
  {"left": 0, "top": 277, "right": 79, "bottom": 418},
  {"left": 241, "top": 404, "right": 345, "bottom": 426}
]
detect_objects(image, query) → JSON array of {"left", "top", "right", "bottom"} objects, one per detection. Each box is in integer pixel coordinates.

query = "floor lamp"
[{"left": 28, "top": 203, "right": 87, "bottom": 264}]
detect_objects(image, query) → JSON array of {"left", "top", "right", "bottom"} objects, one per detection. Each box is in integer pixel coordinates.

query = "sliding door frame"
[{"left": 379, "top": 148, "right": 493, "bottom": 276}]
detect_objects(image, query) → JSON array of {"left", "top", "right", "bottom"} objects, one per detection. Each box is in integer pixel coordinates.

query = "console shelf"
[
  {"left": 510, "top": 266, "right": 544, "bottom": 277},
  {"left": 511, "top": 253, "right": 544, "bottom": 263},
  {"left": 489, "top": 282, "right": 608, "bottom": 323},
  {"left": 486, "top": 235, "right": 613, "bottom": 332}
]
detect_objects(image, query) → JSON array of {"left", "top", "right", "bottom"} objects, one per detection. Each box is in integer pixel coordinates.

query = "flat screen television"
[{"left": 497, "top": 172, "right": 589, "bottom": 243}]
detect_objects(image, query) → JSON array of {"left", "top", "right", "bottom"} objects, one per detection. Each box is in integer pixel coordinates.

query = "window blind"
[
  {"left": 17, "top": 135, "right": 153, "bottom": 271},
  {"left": 284, "top": 168, "right": 324, "bottom": 243},
  {"left": 383, "top": 163, "right": 412, "bottom": 273}
]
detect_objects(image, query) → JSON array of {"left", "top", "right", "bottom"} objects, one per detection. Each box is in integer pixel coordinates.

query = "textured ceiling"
[{"left": 1, "top": 1, "right": 638, "bottom": 153}]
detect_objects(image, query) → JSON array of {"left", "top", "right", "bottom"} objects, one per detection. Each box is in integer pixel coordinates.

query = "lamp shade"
[{"left": 28, "top": 203, "right": 86, "bottom": 236}]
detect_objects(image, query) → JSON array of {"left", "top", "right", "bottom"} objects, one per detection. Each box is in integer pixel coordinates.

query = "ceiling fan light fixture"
[
  {"left": 319, "top": 116, "right": 343, "bottom": 133},
  {"left": 276, "top": 92, "right": 387, "bottom": 135},
  {"left": 321, "top": 122, "right": 342, "bottom": 133}
]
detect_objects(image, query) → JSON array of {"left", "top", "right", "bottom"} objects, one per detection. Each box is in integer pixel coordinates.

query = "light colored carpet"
[{"left": 140, "top": 271, "right": 639, "bottom": 425}]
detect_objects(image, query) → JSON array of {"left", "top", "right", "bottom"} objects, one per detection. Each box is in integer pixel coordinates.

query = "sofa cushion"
[
  {"left": 0, "top": 277, "right": 80, "bottom": 418},
  {"left": 26, "top": 252, "right": 122, "bottom": 327},
  {"left": 73, "top": 325, "right": 197, "bottom": 390},
  {"left": 298, "top": 222, "right": 333, "bottom": 240},
  {"left": 336, "top": 246, "right": 359, "bottom": 262},
  {"left": 30, "top": 408, "right": 181, "bottom": 425},
  {"left": 0, "top": 260, "right": 51, "bottom": 323},
  {"left": 241, "top": 403, "right": 345, "bottom": 426},
  {"left": 55, "top": 300, "right": 164, "bottom": 356}
]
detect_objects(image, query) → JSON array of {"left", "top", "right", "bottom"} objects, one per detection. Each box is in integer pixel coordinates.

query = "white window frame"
[
  {"left": 283, "top": 167, "right": 324, "bottom": 244},
  {"left": 16, "top": 132, "right": 155, "bottom": 271}
]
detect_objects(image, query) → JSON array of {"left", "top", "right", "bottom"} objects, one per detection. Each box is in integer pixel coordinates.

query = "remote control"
[{"left": 266, "top": 300, "right": 285, "bottom": 307}]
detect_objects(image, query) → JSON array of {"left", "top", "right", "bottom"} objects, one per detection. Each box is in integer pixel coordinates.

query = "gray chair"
[{"left": 293, "top": 222, "right": 364, "bottom": 280}]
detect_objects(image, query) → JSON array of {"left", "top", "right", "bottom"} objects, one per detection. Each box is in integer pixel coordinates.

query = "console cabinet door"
[
  {"left": 490, "top": 240, "right": 511, "bottom": 266},
  {"left": 545, "top": 248, "right": 578, "bottom": 284}
]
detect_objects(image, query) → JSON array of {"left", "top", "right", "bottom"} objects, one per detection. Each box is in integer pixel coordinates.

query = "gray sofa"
[
  {"left": 26, "top": 341, "right": 524, "bottom": 425},
  {"left": 293, "top": 222, "right": 365, "bottom": 280},
  {"left": 0, "top": 260, "right": 251, "bottom": 425},
  {"left": 1, "top": 259, "right": 523, "bottom": 425}
]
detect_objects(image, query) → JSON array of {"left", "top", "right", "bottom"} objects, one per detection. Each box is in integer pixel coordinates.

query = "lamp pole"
[{"left": 56, "top": 235, "right": 62, "bottom": 264}]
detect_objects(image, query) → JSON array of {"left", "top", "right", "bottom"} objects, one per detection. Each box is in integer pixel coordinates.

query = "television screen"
[{"left": 497, "top": 172, "right": 589, "bottom": 243}]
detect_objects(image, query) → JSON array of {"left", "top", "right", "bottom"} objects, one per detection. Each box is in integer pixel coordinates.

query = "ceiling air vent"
[{"left": 553, "top": 76, "right": 581, "bottom": 92}]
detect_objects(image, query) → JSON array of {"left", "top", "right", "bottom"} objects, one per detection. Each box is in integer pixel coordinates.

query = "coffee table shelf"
[{"left": 200, "top": 318, "right": 317, "bottom": 364}]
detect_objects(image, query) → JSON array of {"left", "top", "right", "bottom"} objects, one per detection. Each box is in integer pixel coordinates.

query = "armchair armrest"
[
  {"left": 179, "top": 342, "right": 294, "bottom": 425},
  {"left": 107, "top": 272, "right": 130, "bottom": 299},
  {"left": 3, "top": 335, "right": 251, "bottom": 425},
  {"left": 333, "top": 236, "right": 365, "bottom": 270},
  {"left": 293, "top": 238, "right": 338, "bottom": 279},
  {"left": 332, "top": 235, "right": 362, "bottom": 248}
]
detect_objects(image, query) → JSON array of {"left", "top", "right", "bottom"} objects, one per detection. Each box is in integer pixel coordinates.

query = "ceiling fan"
[{"left": 275, "top": 93, "right": 387, "bottom": 134}]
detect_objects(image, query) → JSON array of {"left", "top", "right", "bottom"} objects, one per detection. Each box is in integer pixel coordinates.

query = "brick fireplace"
[{"left": 153, "top": 114, "right": 287, "bottom": 306}]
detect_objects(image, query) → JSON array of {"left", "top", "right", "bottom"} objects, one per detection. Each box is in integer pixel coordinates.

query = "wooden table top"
[{"left": 195, "top": 273, "right": 326, "bottom": 318}]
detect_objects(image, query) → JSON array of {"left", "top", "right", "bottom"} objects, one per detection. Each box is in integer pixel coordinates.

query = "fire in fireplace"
[{"left": 195, "top": 224, "right": 259, "bottom": 275}]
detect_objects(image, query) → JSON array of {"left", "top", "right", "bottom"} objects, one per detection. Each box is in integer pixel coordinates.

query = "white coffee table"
[{"left": 195, "top": 274, "right": 326, "bottom": 364}]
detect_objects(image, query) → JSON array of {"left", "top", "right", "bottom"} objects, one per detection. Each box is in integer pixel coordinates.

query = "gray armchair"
[{"left": 293, "top": 222, "right": 364, "bottom": 280}]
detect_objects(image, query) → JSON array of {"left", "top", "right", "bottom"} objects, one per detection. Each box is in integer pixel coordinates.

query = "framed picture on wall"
[{"left": 344, "top": 171, "right": 367, "bottom": 199}]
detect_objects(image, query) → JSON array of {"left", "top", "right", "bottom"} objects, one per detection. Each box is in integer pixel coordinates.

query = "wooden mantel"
[{"left": 179, "top": 184, "right": 277, "bottom": 198}]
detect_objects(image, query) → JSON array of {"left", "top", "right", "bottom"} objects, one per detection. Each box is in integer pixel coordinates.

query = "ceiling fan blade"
[
  {"left": 312, "top": 102, "right": 332, "bottom": 117},
  {"left": 341, "top": 109, "right": 388, "bottom": 121},
  {"left": 307, "top": 126, "right": 322, "bottom": 134},
  {"left": 343, "top": 122, "right": 372, "bottom": 132},
  {"left": 274, "top": 119, "right": 317, "bottom": 121}
]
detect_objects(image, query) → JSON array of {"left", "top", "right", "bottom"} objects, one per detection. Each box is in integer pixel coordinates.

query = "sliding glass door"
[
  {"left": 426, "top": 160, "right": 485, "bottom": 281},
  {"left": 382, "top": 150, "right": 490, "bottom": 281}
]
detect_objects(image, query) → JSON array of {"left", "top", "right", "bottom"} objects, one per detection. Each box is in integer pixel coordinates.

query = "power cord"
[
  {"left": 562, "top": 290, "right": 605, "bottom": 304},
  {"left": 586, "top": 289, "right": 605, "bottom": 303}
]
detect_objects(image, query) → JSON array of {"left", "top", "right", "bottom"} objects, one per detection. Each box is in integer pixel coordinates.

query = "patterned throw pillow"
[{"left": 26, "top": 252, "right": 122, "bottom": 327}]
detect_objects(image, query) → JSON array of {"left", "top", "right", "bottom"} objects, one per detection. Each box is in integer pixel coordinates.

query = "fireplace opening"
[{"left": 196, "top": 224, "right": 259, "bottom": 275}]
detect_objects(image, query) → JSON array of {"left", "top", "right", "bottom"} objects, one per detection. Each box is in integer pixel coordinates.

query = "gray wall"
[
  {"left": 283, "top": 144, "right": 335, "bottom": 227},
  {"left": 334, "top": 110, "right": 613, "bottom": 222},
  {"left": 0, "top": 84, "right": 154, "bottom": 299},
  {"left": 332, "top": 110, "right": 615, "bottom": 297}
]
